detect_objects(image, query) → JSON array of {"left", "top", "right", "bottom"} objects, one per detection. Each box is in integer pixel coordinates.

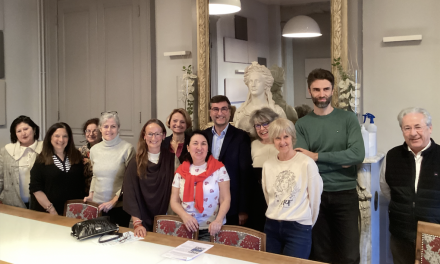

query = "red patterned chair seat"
[
  {"left": 153, "top": 215, "right": 198, "bottom": 239},
  {"left": 421, "top": 233, "right": 440, "bottom": 263},
  {"left": 63, "top": 200, "right": 101, "bottom": 220},
  {"left": 416, "top": 221, "right": 440, "bottom": 264},
  {"left": 211, "top": 225, "right": 266, "bottom": 251}
]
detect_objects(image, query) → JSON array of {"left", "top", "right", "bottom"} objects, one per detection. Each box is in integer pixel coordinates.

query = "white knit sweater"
[
  {"left": 90, "top": 135, "right": 134, "bottom": 204},
  {"left": 262, "top": 152, "right": 323, "bottom": 226}
]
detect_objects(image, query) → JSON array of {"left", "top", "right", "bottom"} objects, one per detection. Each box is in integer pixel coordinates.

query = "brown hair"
[
  {"left": 166, "top": 108, "right": 192, "bottom": 130},
  {"left": 307, "top": 68, "right": 334, "bottom": 89},
  {"left": 136, "top": 119, "right": 166, "bottom": 178},
  {"left": 82, "top": 118, "right": 100, "bottom": 135},
  {"left": 37, "top": 122, "right": 82, "bottom": 165}
]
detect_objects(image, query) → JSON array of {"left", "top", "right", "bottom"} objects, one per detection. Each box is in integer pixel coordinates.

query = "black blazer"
[
  {"left": 204, "top": 125, "right": 252, "bottom": 216},
  {"left": 161, "top": 133, "right": 190, "bottom": 164}
]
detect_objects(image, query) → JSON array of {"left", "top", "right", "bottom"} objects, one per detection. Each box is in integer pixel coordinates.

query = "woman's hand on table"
[
  {"left": 134, "top": 225, "right": 147, "bottom": 238},
  {"left": 48, "top": 207, "right": 58, "bottom": 215},
  {"left": 98, "top": 196, "right": 118, "bottom": 213},
  {"left": 208, "top": 219, "right": 223, "bottom": 236},
  {"left": 182, "top": 214, "right": 199, "bottom": 232}
]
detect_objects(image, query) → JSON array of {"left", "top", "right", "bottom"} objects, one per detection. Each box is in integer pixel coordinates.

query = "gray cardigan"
[{"left": 0, "top": 141, "right": 43, "bottom": 208}]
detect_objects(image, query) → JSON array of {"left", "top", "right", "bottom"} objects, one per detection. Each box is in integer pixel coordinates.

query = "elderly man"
[{"left": 380, "top": 107, "right": 439, "bottom": 264}]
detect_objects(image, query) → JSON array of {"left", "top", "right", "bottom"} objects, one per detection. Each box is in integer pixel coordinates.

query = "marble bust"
[{"left": 233, "top": 62, "right": 286, "bottom": 133}]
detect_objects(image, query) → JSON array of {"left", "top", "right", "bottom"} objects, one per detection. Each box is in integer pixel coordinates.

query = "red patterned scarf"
[{"left": 175, "top": 156, "right": 224, "bottom": 213}]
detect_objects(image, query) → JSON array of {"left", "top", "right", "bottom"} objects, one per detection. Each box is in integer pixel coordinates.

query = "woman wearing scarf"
[
  {"left": 123, "top": 119, "right": 176, "bottom": 237},
  {"left": 170, "top": 131, "right": 231, "bottom": 241}
]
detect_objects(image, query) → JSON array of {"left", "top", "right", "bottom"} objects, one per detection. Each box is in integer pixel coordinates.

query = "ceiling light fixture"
[
  {"left": 209, "top": 0, "right": 241, "bottom": 15},
  {"left": 282, "top": 15, "right": 322, "bottom": 38}
]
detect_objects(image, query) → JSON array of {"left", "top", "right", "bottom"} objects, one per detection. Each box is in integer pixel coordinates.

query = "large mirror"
[{"left": 196, "top": 0, "right": 348, "bottom": 129}]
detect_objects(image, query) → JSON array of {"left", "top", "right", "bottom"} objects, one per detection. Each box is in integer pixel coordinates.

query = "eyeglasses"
[
  {"left": 145, "top": 132, "right": 163, "bottom": 138},
  {"left": 85, "top": 129, "right": 99, "bottom": 135},
  {"left": 210, "top": 107, "right": 229, "bottom": 113},
  {"left": 402, "top": 125, "right": 427, "bottom": 134},
  {"left": 101, "top": 111, "right": 118, "bottom": 115},
  {"left": 254, "top": 122, "right": 270, "bottom": 130}
]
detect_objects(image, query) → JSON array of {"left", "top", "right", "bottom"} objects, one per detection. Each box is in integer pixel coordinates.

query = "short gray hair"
[
  {"left": 397, "top": 107, "right": 432, "bottom": 128},
  {"left": 249, "top": 107, "right": 279, "bottom": 139},
  {"left": 100, "top": 112, "right": 120, "bottom": 128},
  {"left": 268, "top": 118, "right": 296, "bottom": 146}
]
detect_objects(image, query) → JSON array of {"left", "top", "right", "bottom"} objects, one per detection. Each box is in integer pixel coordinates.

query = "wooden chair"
[
  {"left": 63, "top": 199, "right": 101, "bottom": 220},
  {"left": 153, "top": 215, "right": 199, "bottom": 240},
  {"left": 416, "top": 221, "right": 440, "bottom": 264},
  {"left": 210, "top": 225, "right": 266, "bottom": 251}
]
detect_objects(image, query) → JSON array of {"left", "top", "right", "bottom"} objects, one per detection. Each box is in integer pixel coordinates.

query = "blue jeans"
[{"left": 264, "top": 218, "right": 312, "bottom": 259}]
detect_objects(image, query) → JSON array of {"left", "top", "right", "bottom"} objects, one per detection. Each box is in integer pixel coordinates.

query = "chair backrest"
[
  {"left": 416, "top": 221, "right": 440, "bottom": 264},
  {"left": 64, "top": 199, "right": 101, "bottom": 220},
  {"left": 153, "top": 215, "right": 199, "bottom": 240},
  {"left": 210, "top": 225, "right": 266, "bottom": 251}
]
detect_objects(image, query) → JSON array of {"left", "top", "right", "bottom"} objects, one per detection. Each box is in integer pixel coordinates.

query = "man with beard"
[{"left": 294, "top": 69, "right": 365, "bottom": 263}]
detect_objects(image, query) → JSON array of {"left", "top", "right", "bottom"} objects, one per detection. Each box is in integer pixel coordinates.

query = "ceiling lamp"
[
  {"left": 209, "top": 0, "right": 241, "bottom": 15},
  {"left": 282, "top": 15, "right": 322, "bottom": 38}
]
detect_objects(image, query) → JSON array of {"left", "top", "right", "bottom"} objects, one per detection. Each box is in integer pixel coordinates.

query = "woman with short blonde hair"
[{"left": 262, "top": 118, "right": 323, "bottom": 259}]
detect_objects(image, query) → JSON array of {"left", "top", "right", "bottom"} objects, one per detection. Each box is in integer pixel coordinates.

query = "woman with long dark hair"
[
  {"left": 30, "top": 122, "right": 84, "bottom": 215},
  {"left": 123, "top": 119, "right": 176, "bottom": 237}
]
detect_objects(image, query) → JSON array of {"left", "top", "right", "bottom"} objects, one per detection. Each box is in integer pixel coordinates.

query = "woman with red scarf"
[{"left": 170, "top": 130, "right": 231, "bottom": 241}]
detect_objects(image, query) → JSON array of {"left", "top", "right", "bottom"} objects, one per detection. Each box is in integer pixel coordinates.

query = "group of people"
[{"left": 0, "top": 68, "right": 437, "bottom": 264}]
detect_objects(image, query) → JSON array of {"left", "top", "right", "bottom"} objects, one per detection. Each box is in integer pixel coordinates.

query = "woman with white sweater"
[
  {"left": 262, "top": 118, "right": 323, "bottom": 259},
  {"left": 84, "top": 111, "right": 134, "bottom": 227}
]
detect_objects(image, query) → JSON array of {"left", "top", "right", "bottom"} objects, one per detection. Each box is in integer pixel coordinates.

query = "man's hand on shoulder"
[{"left": 295, "top": 148, "right": 318, "bottom": 161}]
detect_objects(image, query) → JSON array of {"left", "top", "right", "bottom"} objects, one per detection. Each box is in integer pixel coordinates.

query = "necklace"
[{"left": 171, "top": 136, "right": 184, "bottom": 144}]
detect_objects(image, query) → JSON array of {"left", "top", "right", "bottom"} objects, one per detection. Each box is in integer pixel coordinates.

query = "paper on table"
[{"left": 162, "top": 241, "right": 214, "bottom": 261}]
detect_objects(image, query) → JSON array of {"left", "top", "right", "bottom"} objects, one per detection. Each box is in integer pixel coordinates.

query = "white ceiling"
[{"left": 255, "top": 0, "right": 329, "bottom": 6}]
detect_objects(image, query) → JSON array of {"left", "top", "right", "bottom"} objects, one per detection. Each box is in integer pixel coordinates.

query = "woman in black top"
[
  {"left": 161, "top": 108, "right": 191, "bottom": 163},
  {"left": 30, "top": 123, "right": 84, "bottom": 215}
]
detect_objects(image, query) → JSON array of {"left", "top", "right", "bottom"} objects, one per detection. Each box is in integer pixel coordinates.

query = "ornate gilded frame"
[{"left": 196, "top": 0, "right": 348, "bottom": 129}]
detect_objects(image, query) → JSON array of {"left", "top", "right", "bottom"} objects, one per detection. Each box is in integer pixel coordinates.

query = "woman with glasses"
[
  {"left": 0, "top": 116, "right": 43, "bottom": 208},
  {"left": 262, "top": 118, "right": 322, "bottom": 259},
  {"left": 84, "top": 111, "right": 134, "bottom": 227},
  {"left": 78, "top": 118, "right": 102, "bottom": 194},
  {"left": 246, "top": 107, "right": 279, "bottom": 232},
  {"left": 29, "top": 122, "right": 84, "bottom": 215},
  {"left": 162, "top": 108, "right": 192, "bottom": 163},
  {"left": 123, "top": 119, "right": 176, "bottom": 237},
  {"left": 170, "top": 131, "right": 231, "bottom": 241}
]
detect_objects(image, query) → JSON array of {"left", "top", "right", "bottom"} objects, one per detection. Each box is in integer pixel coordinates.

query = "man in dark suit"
[{"left": 203, "top": 95, "right": 252, "bottom": 226}]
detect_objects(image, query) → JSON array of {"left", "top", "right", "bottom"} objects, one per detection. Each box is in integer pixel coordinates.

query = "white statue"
[
  {"left": 270, "top": 65, "right": 298, "bottom": 123},
  {"left": 234, "top": 62, "right": 286, "bottom": 133}
]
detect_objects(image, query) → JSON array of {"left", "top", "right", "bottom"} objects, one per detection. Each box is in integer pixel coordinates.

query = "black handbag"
[{"left": 71, "top": 216, "right": 122, "bottom": 243}]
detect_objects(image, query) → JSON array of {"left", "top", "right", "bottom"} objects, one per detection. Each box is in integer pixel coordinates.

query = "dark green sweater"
[{"left": 295, "top": 108, "right": 365, "bottom": 191}]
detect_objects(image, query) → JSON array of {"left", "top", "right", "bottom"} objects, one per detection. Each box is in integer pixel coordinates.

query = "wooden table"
[{"left": 0, "top": 204, "right": 322, "bottom": 264}]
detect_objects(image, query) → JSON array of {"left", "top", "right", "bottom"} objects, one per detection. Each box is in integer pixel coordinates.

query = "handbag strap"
[{"left": 98, "top": 231, "right": 123, "bottom": 243}]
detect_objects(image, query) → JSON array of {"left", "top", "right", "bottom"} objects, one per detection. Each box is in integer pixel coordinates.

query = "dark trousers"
[
  {"left": 226, "top": 214, "right": 239, "bottom": 225},
  {"left": 390, "top": 234, "right": 415, "bottom": 264},
  {"left": 310, "top": 189, "right": 360, "bottom": 264},
  {"left": 102, "top": 206, "right": 131, "bottom": 228},
  {"left": 265, "top": 218, "right": 312, "bottom": 259}
]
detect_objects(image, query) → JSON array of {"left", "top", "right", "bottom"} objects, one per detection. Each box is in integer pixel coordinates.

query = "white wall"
[
  {"left": 155, "top": 0, "right": 194, "bottom": 133},
  {"left": 0, "top": 0, "right": 40, "bottom": 147},
  {"left": 363, "top": 0, "right": 440, "bottom": 153}
]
